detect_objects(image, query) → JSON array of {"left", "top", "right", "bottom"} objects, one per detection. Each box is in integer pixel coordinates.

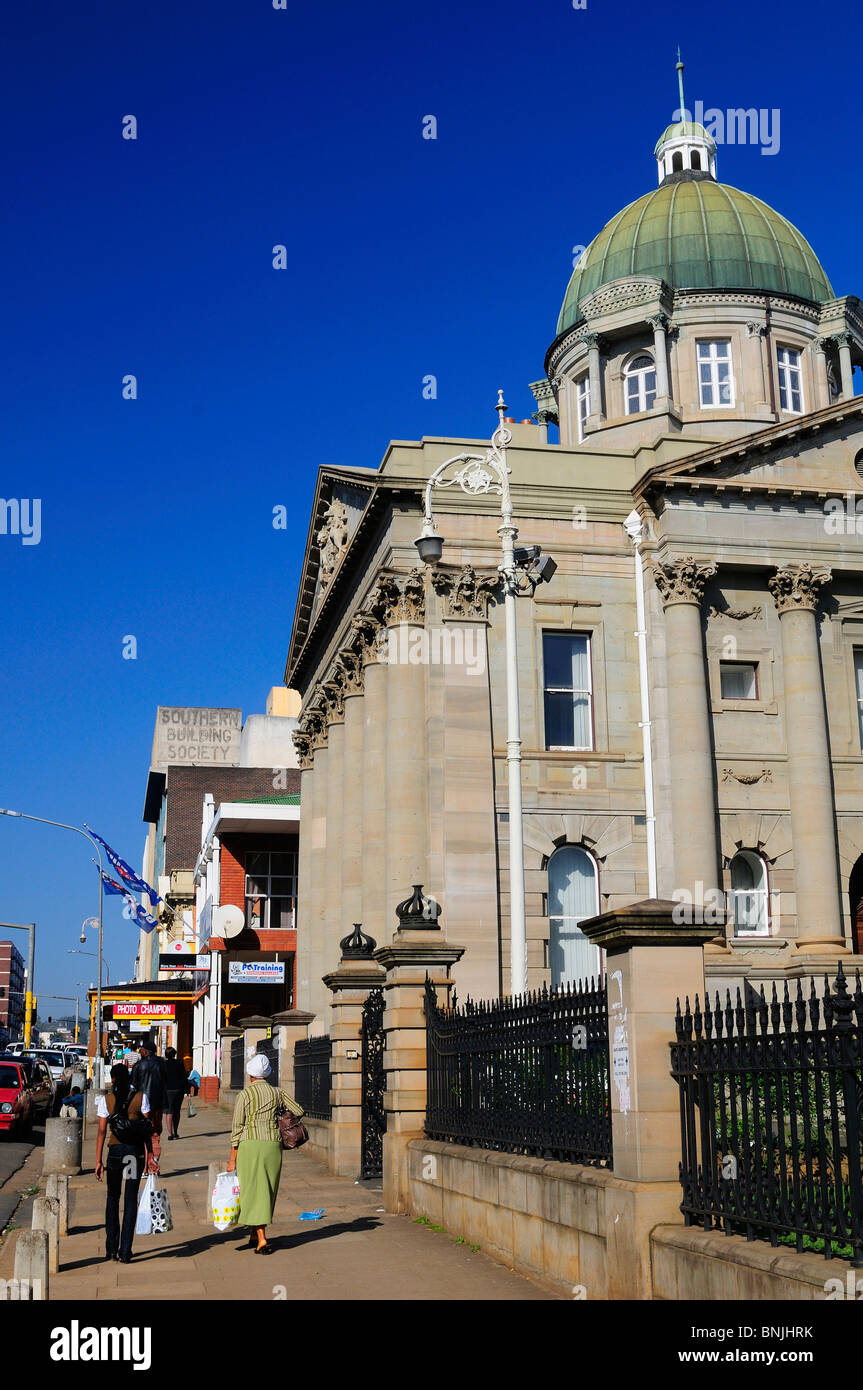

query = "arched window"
[
  {"left": 690, "top": 150, "right": 702, "bottom": 170},
  {"left": 547, "top": 846, "right": 601, "bottom": 987},
  {"left": 672, "top": 151, "right": 683, "bottom": 172},
  {"left": 624, "top": 354, "right": 657, "bottom": 415},
  {"left": 729, "top": 851, "right": 770, "bottom": 935}
]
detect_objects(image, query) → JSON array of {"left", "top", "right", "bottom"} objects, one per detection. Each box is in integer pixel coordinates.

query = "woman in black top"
[{"left": 163, "top": 1047, "right": 189, "bottom": 1140}]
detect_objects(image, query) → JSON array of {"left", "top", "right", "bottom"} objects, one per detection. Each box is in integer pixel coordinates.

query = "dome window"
[
  {"left": 690, "top": 150, "right": 702, "bottom": 170},
  {"left": 671, "top": 151, "right": 684, "bottom": 173},
  {"left": 625, "top": 354, "right": 657, "bottom": 414},
  {"left": 697, "top": 340, "right": 734, "bottom": 408},
  {"left": 777, "top": 345, "right": 804, "bottom": 414}
]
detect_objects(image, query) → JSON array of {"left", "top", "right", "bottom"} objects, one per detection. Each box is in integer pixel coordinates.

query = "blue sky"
[{"left": 1, "top": 0, "right": 860, "bottom": 1017}]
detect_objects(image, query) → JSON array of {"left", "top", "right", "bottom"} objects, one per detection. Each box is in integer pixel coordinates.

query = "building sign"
[
  {"left": 112, "top": 1002, "right": 176, "bottom": 1020},
  {"left": 159, "top": 954, "right": 210, "bottom": 971},
  {"left": 151, "top": 707, "right": 242, "bottom": 768},
  {"left": 228, "top": 962, "right": 285, "bottom": 984}
]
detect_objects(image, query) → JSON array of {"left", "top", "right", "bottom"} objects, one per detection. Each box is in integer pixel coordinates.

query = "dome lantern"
[{"left": 654, "top": 54, "right": 716, "bottom": 184}]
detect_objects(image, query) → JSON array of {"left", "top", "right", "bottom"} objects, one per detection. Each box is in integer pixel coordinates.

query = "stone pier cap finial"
[
  {"left": 580, "top": 898, "right": 720, "bottom": 954},
  {"left": 395, "top": 884, "right": 441, "bottom": 930},
  {"left": 339, "top": 923, "right": 378, "bottom": 958}
]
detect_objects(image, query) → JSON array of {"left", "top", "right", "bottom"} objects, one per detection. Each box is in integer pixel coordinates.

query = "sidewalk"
[{"left": 1, "top": 1100, "right": 558, "bottom": 1301}]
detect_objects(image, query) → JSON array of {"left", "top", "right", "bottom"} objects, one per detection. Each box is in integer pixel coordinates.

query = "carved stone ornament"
[
  {"left": 767, "top": 562, "right": 832, "bottom": 615},
  {"left": 350, "top": 611, "right": 383, "bottom": 665},
  {"left": 316, "top": 497, "right": 350, "bottom": 590},
  {"left": 336, "top": 644, "right": 364, "bottom": 697},
  {"left": 653, "top": 557, "right": 718, "bottom": 608},
  {"left": 292, "top": 728, "right": 313, "bottom": 770},
  {"left": 431, "top": 564, "right": 502, "bottom": 620},
  {"left": 721, "top": 767, "right": 773, "bottom": 785},
  {"left": 708, "top": 604, "right": 763, "bottom": 622},
  {"left": 320, "top": 669, "right": 346, "bottom": 723},
  {"left": 647, "top": 312, "right": 669, "bottom": 333},
  {"left": 393, "top": 568, "right": 426, "bottom": 625},
  {"left": 305, "top": 706, "right": 328, "bottom": 751},
  {"left": 745, "top": 321, "right": 767, "bottom": 338}
]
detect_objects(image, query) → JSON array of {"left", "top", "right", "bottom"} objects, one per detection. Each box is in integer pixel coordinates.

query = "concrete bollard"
[
  {"left": 45, "top": 1174, "right": 69, "bottom": 1236},
  {"left": 32, "top": 1196, "right": 60, "bottom": 1275},
  {"left": 43, "top": 1116, "right": 82, "bottom": 1176},
  {"left": 85, "top": 1088, "right": 100, "bottom": 1122},
  {"left": 205, "top": 1160, "right": 221, "bottom": 1225},
  {"left": 10, "top": 1229, "right": 49, "bottom": 1300}
]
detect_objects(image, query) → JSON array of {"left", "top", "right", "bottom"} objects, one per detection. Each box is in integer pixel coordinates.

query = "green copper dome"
[
  {"left": 557, "top": 179, "right": 834, "bottom": 337},
  {"left": 653, "top": 120, "right": 715, "bottom": 154}
]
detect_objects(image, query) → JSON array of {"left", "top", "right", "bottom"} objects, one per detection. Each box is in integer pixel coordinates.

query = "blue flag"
[
  {"left": 88, "top": 828, "right": 162, "bottom": 903},
  {"left": 99, "top": 871, "right": 159, "bottom": 935}
]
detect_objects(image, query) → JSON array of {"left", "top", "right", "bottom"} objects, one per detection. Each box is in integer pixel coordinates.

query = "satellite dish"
[{"left": 214, "top": 905, "right": 245, "bottom": 939}]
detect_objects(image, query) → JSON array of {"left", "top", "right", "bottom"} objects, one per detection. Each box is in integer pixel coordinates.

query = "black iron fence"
[
  {"left": 671, "top": 965, "right": 863, "bottom": 1267},
  {"left": 424, "top": 977, "right": 612, "bottom": 1167},
  {"left": 294, "top": 1035, "right": 332, "bottom": 1119},
  {"left": 230, "top": 1035, "right": 245, "bottom": 1091}
]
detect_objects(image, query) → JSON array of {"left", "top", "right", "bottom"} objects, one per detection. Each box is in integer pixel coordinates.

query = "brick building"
[{"left": 0, "top": 941, "right": 26, "bottom": 1043}]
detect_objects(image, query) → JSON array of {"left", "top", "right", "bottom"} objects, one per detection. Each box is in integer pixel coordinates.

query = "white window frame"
[
  {"left": 729, "top": 850, "right": 771, "bottom": 937},
  {"left": 696, "top": 339, "right": 735, "bottom": 408},
  {"left": 543, "top": 631, "right": 594, "bottom": 751},
  {"left": 575, "top": 373, "right": 590, "bottom": 443},
  {"left": 546, "top": 844, "right": 602, "bottom": 988},
  {"left": 624, "top": 355, "right": 657, "bottom": 415},
  {"left": 777, "top": 345, "right": 804, "bottom": 414},
  {"left": 854, "top": 649, "right": 863, "bottom": 751}
]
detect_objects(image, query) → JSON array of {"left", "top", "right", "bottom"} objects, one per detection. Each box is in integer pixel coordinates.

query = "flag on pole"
[
  {"left": 99, "top": 871, "right": 159, "bottom": 935},
  {"left": 88, "top": 827, "right": 162, "bottom": 902}
]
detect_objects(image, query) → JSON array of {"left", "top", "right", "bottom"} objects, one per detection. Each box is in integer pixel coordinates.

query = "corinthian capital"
[
  {"left": 291, "top": 729, "right": 314, "bottom": 770},
  {"left": 768, "top": 562, "right": 832, "bottom": 615},
  {"left": 336, "top": 644, "right": 364, "bottom": 697},
  {"left": 431, "top": 564, "right": 501, "bottom": 620},
  {"left": 653, "top": 557, "right": 718, "bottom": 608}
]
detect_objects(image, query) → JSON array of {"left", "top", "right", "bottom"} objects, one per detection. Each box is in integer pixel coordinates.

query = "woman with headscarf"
[{"left": 226, "top": 1052, "right": 304, "bottom": 1254}]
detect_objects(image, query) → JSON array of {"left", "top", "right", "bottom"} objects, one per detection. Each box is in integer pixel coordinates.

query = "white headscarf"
[{"left": 246, "top": 1053, "right": 272, "bottom": 1079}]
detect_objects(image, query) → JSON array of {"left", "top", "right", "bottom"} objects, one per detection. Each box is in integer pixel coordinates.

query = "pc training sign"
[{"left": 228, "top": 962, "right": 285, "bottom": 984}]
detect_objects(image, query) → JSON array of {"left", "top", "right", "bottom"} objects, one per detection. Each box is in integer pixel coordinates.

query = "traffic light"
[{"left": 47, "top": 1016, "right": 53, "bottom": 1024}]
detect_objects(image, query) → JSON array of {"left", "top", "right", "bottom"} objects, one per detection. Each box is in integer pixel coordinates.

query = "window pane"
[
  {"left": 855, "top": 651, "right": 863, "bottom": 702},
  {"left": 269, "top": 877, "right": 294, "bottom": 896},
  {"left": 245, "top": 852, "right": 268, "bottom": 874},
  {"left": 245, "top": 877, "right": 269, "bottom": 896},
  {"left": 699, "top": 364, "right": 712, "bottom": 383},
  {"left": 548, "top": 847, "right": 596, "bottom": 917},
  {"left": 269, "top": 897, "right": 294, "bottom": 930},
  {"left": 270, "top": 853, "right": 295, "bottom": 874},
  {"left": 545, "top": 691, "right": 574, "bottom": 747},
  {"left": 571, "top": 694, "right": 591, "bottom": 747},
  {"left": 549, "top": 921, "right": 599, "bottom": 988},
  {"left": 629, "top": 356, "right": 653, "bottom": 371},
  {"left": 543, "top": 633, "right": 576, "bottom": 688},
  {"left": 718, "top": 380, "right": 732, "bottom": 404},
  {"left": 720, "top": 663, "right": 757, "bottom": 698}
]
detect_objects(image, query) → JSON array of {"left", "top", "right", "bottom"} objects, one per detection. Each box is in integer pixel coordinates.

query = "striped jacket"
[{"left": 231, "top": 1079, "right": 304, "bottom": 1145}]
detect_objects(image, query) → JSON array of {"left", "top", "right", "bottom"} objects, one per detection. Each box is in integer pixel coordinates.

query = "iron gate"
[
  {"left": 361, "top": 987, "right": 386, "bottom": 1179},
  {"left": 256, "top": 1038, "right": 279, "bottom": 1087},
  {"left": 230, "top": 1036, "right": 245, "bottom": 1090}
]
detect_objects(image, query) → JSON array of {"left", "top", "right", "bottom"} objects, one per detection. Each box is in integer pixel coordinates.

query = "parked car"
[
  {"left": 21, "top": 1049, "right": 72, "bottom": 1109},
  {"left": 0, "top": 1055, "right": 54, "bottom": 1137},
  {"left": 4, "top": 1042, "right": 25, "bottom": 1056}
]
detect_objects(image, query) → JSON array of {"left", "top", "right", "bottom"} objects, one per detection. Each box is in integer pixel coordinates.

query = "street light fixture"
[
  {"left": 413, "top": 391, "right": 557, "bottom": 997},
  {"left": 0, "top": 808, "right": 105, "bottom": 1083},
  {"left": 67, "top": 948, "right": 110, "bottom": 985}
]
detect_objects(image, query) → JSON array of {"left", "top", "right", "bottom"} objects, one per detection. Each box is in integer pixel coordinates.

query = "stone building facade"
[{"left": 286, "top": 102, "right": 863, "bottom": 1018}]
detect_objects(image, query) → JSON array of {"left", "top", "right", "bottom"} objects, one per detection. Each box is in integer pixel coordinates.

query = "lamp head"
[
  {"left": 414, "top": 521, "right": 444, "bottom": 566},
  {"left": 79, "top": 934, "right": 87, "bottom": 945}
]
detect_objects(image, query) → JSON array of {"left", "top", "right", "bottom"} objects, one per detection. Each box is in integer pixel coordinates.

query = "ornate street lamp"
[{"left": 414, "top": 392, "right": 556, "bottom": 996}]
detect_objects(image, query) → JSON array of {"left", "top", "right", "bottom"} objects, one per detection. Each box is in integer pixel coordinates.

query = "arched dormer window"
[
  {"left": 624, "top": 354, "right": 657, "bottom": 415},
  {"left": 547, "top": 845, "right": 601, "bottom": 987},
  {"left": 672, "top": 151, "right": 683, "bottom": 172},
  {"left": 690, "top": 149, "right": 701, "bottom": 170},
  {"left": 729, "top": 850, "right": 770, "bottom": 935}
]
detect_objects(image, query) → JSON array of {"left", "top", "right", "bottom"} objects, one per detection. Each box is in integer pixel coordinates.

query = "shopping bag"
[
  {"left": 211, "top": 1170, "right": 241, "bottom": 1232},
  {"left": 135, "top": 1175, "right": 156, "bottom": 1235},
  {"left": 187, "top": 1097, "right": 198, "bottom": 1118},
  {"left": 135, "top": 1174, "right": 174, "bottom": 1235}
]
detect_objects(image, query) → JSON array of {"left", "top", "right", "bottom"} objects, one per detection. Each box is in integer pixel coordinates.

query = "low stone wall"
[
  {"left": 407, "top": 1139, "right": 612, "bottom": 1298},
  {"left": 304, "top": 1117, "right": 331, "bottom": 1166},
  {"left": 651, "top": 1224, "right": 858, "bottom": 1300}
]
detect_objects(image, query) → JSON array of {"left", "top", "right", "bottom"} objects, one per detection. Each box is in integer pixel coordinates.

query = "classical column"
[
  {"left": 648, "top": 313, "right": 671, "bottom": 404},
  {"left": 338, "top": 646, "right": 365, "bottom": 929},
  {"left": 354, "top": 611, "right": 388, "bottom": 942},
  {"left": 581, "top": 332, "right": 605, "bottom": 424},
  {"left": 835, "top": 331, "right": 855, "bottom": 400},
  {"left": 814, "top": 337, "right": 832, "bottom": 409},
  {"left": 767, "top": 563, "right": 845, "bottom": 950},
  {"left": 383, "top": 571, "right": 429, "bottom": 932},
  {"left": 292, "top": 727, "right": 315, "bottom": 1010},
  {"left": 654, "top": 558, "right": 721, "bottom": 898},
  {"left": 746, "top": 321, "right": 769, "bottom": 407},
  {"left": 305, "top": 709, "right": 330, "bottom": 1021},
  {"left": 321, "top": 677, "right": 346, "bottom": 1007},
  {"left": 322, "top": 925, "right": 386, "bottom": 1177}
]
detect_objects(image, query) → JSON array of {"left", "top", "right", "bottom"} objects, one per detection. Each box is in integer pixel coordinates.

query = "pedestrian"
[
  {"left": 123, "top": 1046, "right": 140, "bottom": 1071},
  {"left": 95, "top": 1063, "right": 156, "bottom": 1263},
  {"left": 61, "top": 1084, "right": 85, "bottom": 1118},
  {"left": 162, "top": 1047, "right": 189, "bottom": 1140},
  {"left": 187, "top": 1064, "right": 201, "bottom": 1097},
  {"left": 130, "top": 1038, "right": 167, "bottom": 1166},
  {"left": 226, "top": 1053, "right": 304, "bottom": 1254}
]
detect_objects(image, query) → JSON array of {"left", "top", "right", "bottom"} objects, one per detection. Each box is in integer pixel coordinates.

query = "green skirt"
[{"left": 237, "top": 1139, "right": 283, "bottom": 1226}]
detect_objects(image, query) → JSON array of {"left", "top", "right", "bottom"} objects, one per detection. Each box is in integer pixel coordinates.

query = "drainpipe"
[{"left": 624, "top": 509, "right": 658, "bottom": 898}]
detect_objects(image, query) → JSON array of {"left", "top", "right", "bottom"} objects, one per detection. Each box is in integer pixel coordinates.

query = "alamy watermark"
[
  {"left": 673, "top": 103, "right": 780, "bottom": 156},
  {"left": 1, "top": 498, "right": 41, "bottom": 546},
  {"left": 377, "top": 624, "right": 485, "bottom": 677}
]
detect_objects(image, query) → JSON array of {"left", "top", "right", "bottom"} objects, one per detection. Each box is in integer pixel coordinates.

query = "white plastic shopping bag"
[
  {"left": 135, "top": 1174, "right": 174, "bottom": 1235},
  {"left": 211, "top": 1170, "right": 241, "bottom": 1232}
]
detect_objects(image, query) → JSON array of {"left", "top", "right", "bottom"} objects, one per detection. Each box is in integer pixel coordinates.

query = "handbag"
[
  {"left": 187, "top": 1097, "right": 198, "bottom": 1117},
  {"left": 108, "top": 1090, "right": 154, "bottom": 1147},
  {"left": 275, "top": 1091, "right": 308, "bottom": 1150}
]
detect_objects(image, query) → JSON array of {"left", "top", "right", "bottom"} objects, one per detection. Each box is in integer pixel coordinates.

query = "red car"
[{"left": 0, "top": 1055, "right": 54, "bottom": 1137}]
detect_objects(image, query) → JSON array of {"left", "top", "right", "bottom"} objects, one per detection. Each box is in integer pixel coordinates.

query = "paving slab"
[{"left": 0, "top": 1100, "right": 558, "bottom": 1301}]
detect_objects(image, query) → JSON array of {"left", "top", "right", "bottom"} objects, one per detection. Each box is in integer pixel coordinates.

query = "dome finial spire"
[{"left": 675, "top": 47, "right": 686, "bottom": 119}]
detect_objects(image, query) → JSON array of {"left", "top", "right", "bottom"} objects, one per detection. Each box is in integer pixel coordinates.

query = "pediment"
[{"left": 639, "top": 399, "right": 863, "bottom": 502}]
